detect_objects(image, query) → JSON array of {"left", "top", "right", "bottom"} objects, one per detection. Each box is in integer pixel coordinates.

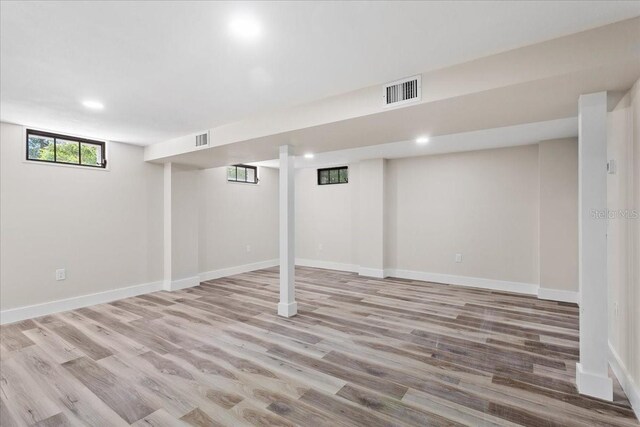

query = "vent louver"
[
  {"left": 195, "top": 132, "right": 209, "bottom": 147},
  {"left": 383, "top": 75, "right": 421, "bottom": 107}
]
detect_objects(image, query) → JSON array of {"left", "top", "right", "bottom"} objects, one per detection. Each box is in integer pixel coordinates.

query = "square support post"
[{"left": 278, "top": 145, "right": 297, "bottom": 317}]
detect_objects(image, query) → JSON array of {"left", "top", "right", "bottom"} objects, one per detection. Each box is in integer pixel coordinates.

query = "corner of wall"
[{"left": 609, "top": 342, "right": 640, "bottom": 421}]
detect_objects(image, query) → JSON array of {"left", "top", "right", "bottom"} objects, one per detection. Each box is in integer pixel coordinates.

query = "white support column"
[
  {"left": 163, "top": 162, "right": 172, "bottom": 291},
  {"left": 278, "top": 145, "right": 297, "bottom": 317},
  {"left": 576, "top": 91, "right": 613, "bottom": 401}
]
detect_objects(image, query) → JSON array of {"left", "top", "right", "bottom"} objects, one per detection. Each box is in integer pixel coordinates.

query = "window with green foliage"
[
  {"left": 26, "top": 130, "right": 106, "bottom": 168},
  {"left": 318, "top": 166, "right": 348, "bottom": 185},
  {"left": 227, "top": 164, "right": 258, "bottom": 184}
]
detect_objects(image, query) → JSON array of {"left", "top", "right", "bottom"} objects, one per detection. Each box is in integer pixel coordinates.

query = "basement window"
[
  {"left": 227, "top": 164, "right": 258, "bottom": 184},
  {"left": 26, "top": 129, "right": 106, "bottom": 168},
  {"left": 318, "top": 166, "right": 348, "bottom": 185}
]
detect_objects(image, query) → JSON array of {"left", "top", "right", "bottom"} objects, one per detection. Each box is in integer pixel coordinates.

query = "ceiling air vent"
[
  {"left": 195, "top": 131, "right": 209, "bottom": 147},
  {"left": 383, "top": 75, "right": 421, "bottom": 108}
]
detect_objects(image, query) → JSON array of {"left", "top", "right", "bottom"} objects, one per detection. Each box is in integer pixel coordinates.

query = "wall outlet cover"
[{"left": 56, "top": 269, "right": 66, "bottom": 281}]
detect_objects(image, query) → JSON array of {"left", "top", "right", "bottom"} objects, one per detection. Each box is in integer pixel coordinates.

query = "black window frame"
[
  {"left": 317, "top": 166, "right": 348, "bottom": 185},
  {"left": 227, "top": 164, "right": 259, "bottom": 184},
  {"left": 26, "top": 129, "right": 107, "bottom": 169}
]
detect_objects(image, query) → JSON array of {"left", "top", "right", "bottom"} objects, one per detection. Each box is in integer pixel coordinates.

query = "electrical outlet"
[
  {"left": 318, "top": 243, "right": 323, "bottom": 251},
  {"left": 246, "top": 245, "right": 251, "bottom": 253},
  {"left": 56, "top": 269, "right": 66, "bottom": 281},
  {"left": 455, "top": 254, "right": 462, "bottom": 263}
]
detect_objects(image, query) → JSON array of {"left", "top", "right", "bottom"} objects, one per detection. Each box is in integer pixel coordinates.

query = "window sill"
[
  {"left": 226, "top": 180, "right": 259, "bottom": 186},
  {"left": 22, "top": 159, "right": 110, "bottom": 172}
]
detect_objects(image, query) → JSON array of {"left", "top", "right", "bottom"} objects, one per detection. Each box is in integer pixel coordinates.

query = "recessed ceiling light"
[
  {"left": 82, "top": 100, "right": 104, "bottom": 110},
  {"left": 229, "top": 16, "right": 262, "bottom": 40},
  {"left": 416, "top": 136, "right": 430, "bottom": 144},
  {"left": 304, "top": 153, "right": 314, "bottom": 159}
]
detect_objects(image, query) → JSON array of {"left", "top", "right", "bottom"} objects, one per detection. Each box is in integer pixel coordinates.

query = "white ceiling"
[{"left": 1, "top": 1, "right": 638, "bottom": 145}]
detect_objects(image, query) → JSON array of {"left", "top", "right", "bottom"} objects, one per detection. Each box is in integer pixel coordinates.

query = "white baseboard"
[
  {"left": 295, "top": 258, "right": 358, "bottom": 273},
  {"left": 165, "top": 276, "right": 200, "bottom": 291},
  {"left": 294, "top": 260, "right": 579, "bottom": 302},
  {"left": 0, "top": 259, "right": 580, "bottom": 325},
  {"left": 386, "top": 268, "right": 539, "bottom": 296},
  {"left": 0, "top": 280, "right": 163, "bottom": 325},
  {"left": 576, "top": 362, "right": 613, "bottom": 401},
  {"left": 1, "top": 259, "right": 281, "bottom": 325},
  {"left": 358, "top": 267, "right": 387, "bottom": 278},
  {"left": 537, "top": 287, "right": 579, "bottom": 304},
  {"left": 609, "top": 342, "right": 640, "bottom": 420},
  {"left": 199, "top": 259, "right": 279, "bottom": 282},
  {"left": 295, "top": 260, "right": 541, "bottom": 298}
]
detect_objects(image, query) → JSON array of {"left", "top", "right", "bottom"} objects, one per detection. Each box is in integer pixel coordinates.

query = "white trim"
[
  {"left": 537, "top": 287, "right": 579, "bottom": 304},
  {"left": 295, "top": 258, "right": 359, "bottom": 273},
  {"left": 609, "top": 342, "right": 640, "bottom": 420},
  {"left": 576, "top": 362, "right": 613, "bottom": 401},
  {"left": 22, "top": 159, "right": 111, "bottom": 172},
  {"left": 199, "top": 259, "right": 279, "bottom": 282},
  {"left": 0, "top": 281, "right": 163, "bottom": 325},
  {"left": 0, "top": 259, "right": 281, "bottom": 325},
  {"left": 277, "top": 301, "right": 298, "bottom": 317},
  {"left": 0, "top": 261, "right": 581, "bottom": 326},
  {"left": 165, "top": 276, "right": 200, "bottom": 291},
  {"left": 294, "top": 260, "right": 580, "bottom": 302},
  {"left": 358, "top": 267, "right": 387, "bottom": 279},
  {"left": 386, "top": 268, "right": 539, "bottom": 295}
]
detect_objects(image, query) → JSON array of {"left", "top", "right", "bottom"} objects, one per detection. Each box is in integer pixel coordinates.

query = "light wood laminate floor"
[{"left": 1, "top": 267, "right": 638, "bottom": 426}]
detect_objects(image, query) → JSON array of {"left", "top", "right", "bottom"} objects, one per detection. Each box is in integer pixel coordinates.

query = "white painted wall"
[
  {"left": 0, "top": 122, "right": 164, "bottom": 312},
  {"left": 539, "top": 138, "right": 579, "bottom": 294},
  {"left": 2, "top": 120, "right": 583, "bottom": 323},
  {"left": 608, "top": 80, "right": 640, "bottom": 415},
  {"left": 198, "top": 166, "right": 279, "bottom": 274},
  {"left": 295, "top": 166, "right": 359, "bottom": 270},
  {"left": 296, "top": 143, "right": 579, "bottom": 296},
  {"left": 386, "top": 145, "right": 540, "bottom": 286}
]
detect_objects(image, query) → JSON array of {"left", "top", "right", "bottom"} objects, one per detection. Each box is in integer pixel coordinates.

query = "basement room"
[{"left": 1, "top": 1, "right": 639, "bottom": 426}]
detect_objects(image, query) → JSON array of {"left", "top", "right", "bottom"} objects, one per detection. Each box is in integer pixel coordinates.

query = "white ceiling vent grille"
[
  {"left": 383, "top": 75, "right": 421, "bottom": 108},
  {"left": 195, "top": 131, "right": 209, "bottom": 147}
]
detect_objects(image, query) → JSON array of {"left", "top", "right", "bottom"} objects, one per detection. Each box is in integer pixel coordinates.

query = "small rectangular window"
[
  {"left": 318, "top": 166, "right": 348, "bottom": 185},
  {"left": 227, "top": 164, "right": 258, "bottom": 184},
  {"left": 26, "top": 129, "right": 106, "bottom": 168}
]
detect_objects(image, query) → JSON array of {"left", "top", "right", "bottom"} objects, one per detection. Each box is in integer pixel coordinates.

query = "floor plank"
[{"left": 62, "top": 356, "right": 157, "bottom": 423}]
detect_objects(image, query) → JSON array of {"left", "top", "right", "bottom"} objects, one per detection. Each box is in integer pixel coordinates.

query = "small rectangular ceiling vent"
[
  {"left": 383, "top": 75, "right": 421, "bottom": 108},
  {"left": 195, "top": 131, "right": 209, "bottom": 147}
]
